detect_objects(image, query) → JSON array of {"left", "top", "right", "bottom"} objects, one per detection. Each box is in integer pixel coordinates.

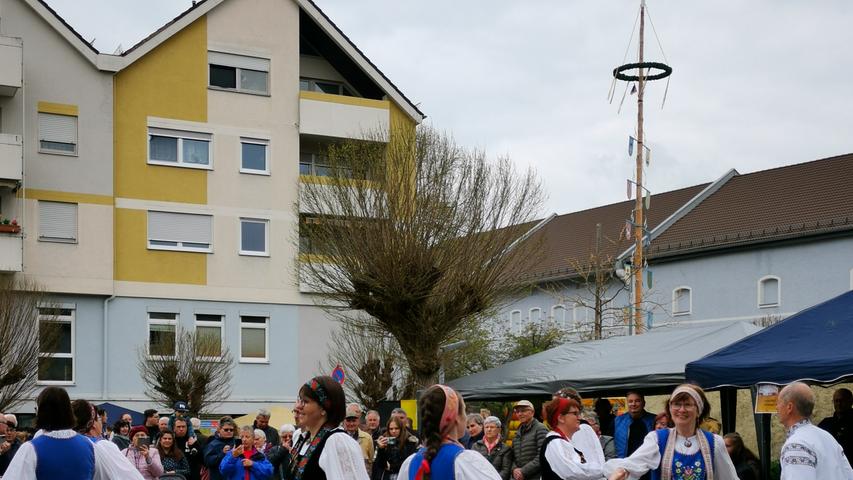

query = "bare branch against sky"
[{"left": 48, "top": 0, "right": 853, "bottom": 213}]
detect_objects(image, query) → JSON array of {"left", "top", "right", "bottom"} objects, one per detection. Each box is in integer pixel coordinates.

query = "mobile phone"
[
  {"left": 387, "top": 437, "right": 397, "bottom": 446},
  {"left": 136, "top": 437, "right": 151, "bottom": 448}
]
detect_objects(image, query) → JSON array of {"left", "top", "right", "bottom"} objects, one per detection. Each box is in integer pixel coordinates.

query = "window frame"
[
  {"left": 208, "top": 51, "right": 270, "bottom": 96},
  {"left": 147, "top": 312, "right": 178, "bottom": 360},
  {"left": 299, "top": 77, "right": 354, "bottom": 96},
  {"left": 239, "top": 315, "right": 269, "bottom": 363},
  {"left": 147, "top": 127, "right": 213, "bottom": 170},
  {"left": 37, "top": 306, "right": 75, "bottom": 385},
  {"left": 239, "top": 217, "right": 270, "bottom": 257},
  {"left": 38, "top": 112, "right": 78, "bottom": 156},
  {"left": 147, "top": 210, "right": 214, "bottom": 254},
  {"left": 529, "top": 307, "right": 542, "bottom": 325},
  {"left": 757, "top": 275, "right": 781, "bottom": 308},
  {"left": 551, "top": 304, "right": 567, "bottom": 329},
  {"left": 672, "top": 287, "right": 692, "bottom": 316},
  {"left": 239, "top": 137, "right": 270, "bottom": 175},
  {"left": 38, "top": 200, "right": 78, "bottom": 244},
  {"left": 194, "top": 313, "right": 225, "bottom": 360},
  {"left": 509, "top": 310, "right": 522, "bottom": 334}
]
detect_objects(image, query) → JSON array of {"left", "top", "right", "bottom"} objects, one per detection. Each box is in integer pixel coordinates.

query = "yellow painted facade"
[
  {"left": 21, "top": 188, "right": 113, "bottom": 205},
  {"left": 114, "top": 208, "right": 206, "bottom": 285},
  {"left": 114, "top": 16, "right": 208, "bottom": 284},
  {"left": 37, "top": 101, "right": 79, "bottom": 116},
  {"left": 298, "top": 90, "right": 390, "bottom": 110}
]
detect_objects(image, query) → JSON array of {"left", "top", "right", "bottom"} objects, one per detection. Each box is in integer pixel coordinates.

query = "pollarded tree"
[
  {"left": 299, "top": 126, "right": 543, "bottom": 389},
  {"left": 0, "top": 278, "right": 60, "bottom": 411},
  {"left": 137, "top": 326, "right": 234, "bottom": 415}
]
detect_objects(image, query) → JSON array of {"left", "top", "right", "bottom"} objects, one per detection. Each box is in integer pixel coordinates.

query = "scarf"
[
  {"left": 484, "top": 435, "right": 501, "bottom": 454},
  {"left": 291, "top": 427, "right": 335, "bottom": 480}
]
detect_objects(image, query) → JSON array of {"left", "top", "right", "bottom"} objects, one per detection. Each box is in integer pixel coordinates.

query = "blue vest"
[
  {"left": 614, "top": 412, "right": 657, "bottom": 457},
  {"left": 32, "top": 433, "right": 96, "bottom": 480},
  {"left": 651, "top": 429, "right": 715, "bottom": 480},
  {"left": 408, "top": 443, "right": 464, "bottom": 480}
]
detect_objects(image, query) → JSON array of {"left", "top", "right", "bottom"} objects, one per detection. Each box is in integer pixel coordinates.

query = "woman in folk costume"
[
  {"left": 287, "top": 375, "right": 370, "bottom": 480},
  {"left": 605, "top": 384, "right": 739, "bottom": 480},
  {"left": 399, "top": 384, "right": 501, "bottom": 480},
  {"left": 539, "top": 396, "right": 604, "bottom": 479}
]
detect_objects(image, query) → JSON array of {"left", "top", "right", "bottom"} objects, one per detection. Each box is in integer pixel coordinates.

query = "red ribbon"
[{"left": 415, "top": 459, "right": 431, "bottom": 480}]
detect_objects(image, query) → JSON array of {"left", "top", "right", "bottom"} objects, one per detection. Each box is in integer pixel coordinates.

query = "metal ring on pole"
[{"left": 612, "top": 62, "right": 672, "bottom": 82}]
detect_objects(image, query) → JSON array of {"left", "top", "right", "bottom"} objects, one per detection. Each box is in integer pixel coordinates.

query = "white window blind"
[
  {"left": 38, "top": 113, "right": 78, "bottom": 144},
  {"left": 39, "top": 201, "right": 77, "bottom": 241},
  {"left": 148, "top": 211, "right": 212, "bottom": 244},
  {"left": 208, "top": 51, "right": 270, "bottom": 71}
]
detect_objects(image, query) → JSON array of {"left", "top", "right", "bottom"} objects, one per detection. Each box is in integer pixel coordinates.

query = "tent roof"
[
  {"left": 449, "top": 321, "right": 761, "bottom": 400},
  {"left": 686, "top": 290, "right": 853, "bottom": 389},
  {"left": 96, "top": 402, "right": 145, "bottom": 426},
  {"left": 233, "top": 406, "right": 295, "bottom": 431}
]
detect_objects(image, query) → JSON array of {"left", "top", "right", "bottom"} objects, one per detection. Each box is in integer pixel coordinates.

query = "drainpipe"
[{"left": 102, "top": 294, "right": 115, "bottom": 400}]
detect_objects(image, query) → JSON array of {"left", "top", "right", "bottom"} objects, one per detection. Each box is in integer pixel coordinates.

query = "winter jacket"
[
  {"left": 266, "top": 444, "right": 291, "bottom": 480},
  {"left": 253, "top": 421, "right": 281, "bottom": 447},
  {"left": 176, "top": 433, "right": 204, "bottom": 480},
  {"left": 204, "top": 434, "right": 238, "bottom": 480},
  {"left": 111, "top": 434, "right": 131, "bottom": 452},
  {"left": 372, "top": 434, "right": 418, "bottom": 480},
  {"left": 0, "top": 438, "right": 21, "bottom": 475},
  {"left": 161, "top": 452, "right": 191, "bottom": 477},
  {"left": 613, "top": 411, "right": 656, "bottom": 457},
  {"left": 510, "top": 419, "right": 548, "bottom": 480},
  {"left": 472, "top": 437, "right": 514, "bottom": 480},
  {"left": 219, "top": 448, "right": 274, "bottom": 480},
  {"left": 465, "top": 431, "right": 484, "bottom": 449},
  {"left": 121, "top": 446, "right": 165, "bottom": 480}
]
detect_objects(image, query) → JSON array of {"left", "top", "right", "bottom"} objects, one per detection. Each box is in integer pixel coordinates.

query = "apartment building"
[{"left": 0, "top": 0, "right": 423, "bottom": 412}]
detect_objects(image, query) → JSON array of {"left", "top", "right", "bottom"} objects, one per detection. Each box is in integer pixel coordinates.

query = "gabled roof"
[
  {"left": 28, "top": 0, "right": 424, "bottom": 122},
  {"left": 519, "top": 183, "right": 710, "bottom": 283},
  {"left": 647, "top": 153, "right": 853, "bottom": 259}
]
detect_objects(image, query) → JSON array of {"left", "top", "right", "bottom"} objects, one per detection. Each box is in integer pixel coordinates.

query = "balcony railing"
[
  {"left": 0, "top": 232, "right": 22, "bottom": 272},
  {"left": 0, "top": 36, "right": 22, "bottom": 97},
  {"left": 299, "top": 91, "right": 389, "bottom": 141}
]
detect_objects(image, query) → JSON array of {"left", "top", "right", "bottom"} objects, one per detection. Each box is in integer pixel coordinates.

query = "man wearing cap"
[
  {"left": 511, "top": 400, "right": 548, "bottom": 480},
  {"left": 168, "top": 401, "right": 196, "bottom": 439},
  {"left": 344, "top": 404, "right": 374, "bottom": 472},
  {"left": 252, "top": 408, "right": 280, "bottom": 447}
]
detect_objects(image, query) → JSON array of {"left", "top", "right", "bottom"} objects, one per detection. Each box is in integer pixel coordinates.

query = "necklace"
[{"left": 683, "top": 437, "right": 692, "bottom": 448}]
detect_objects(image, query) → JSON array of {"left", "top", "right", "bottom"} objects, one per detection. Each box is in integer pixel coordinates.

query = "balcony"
[
  {"left": 299, "top": 91, "right": 389, "bottom": 141},
  {"left": 0, "top": 233, "right": 22, "bottom": 272},
  {"left": 0, "top": 36, "right": 22, "bottom": 97},
  {"left": 0, "top": 134, "right": 23, "bottom": 186}
]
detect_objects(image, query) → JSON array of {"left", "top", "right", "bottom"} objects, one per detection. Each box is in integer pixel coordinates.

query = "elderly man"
[
  {"left": 344, "top": 405, "right": 374, "bottom": 472},
  {"left": 253, "top": 408, "right": 281, "bottom": 447},
  {"left": 510, "top": 400, "right": 548, "bottom": 480},
  {"left": 819, "top": 387, "right": 853, "bottom": 464},
  {"left": 0, "top": 415, "right": 20, "bottom": 476},
  {"left": 366, "top": 410, "right": 382, "bottom": 441},
  {"left": 777, "top": 382, "right": 853, "bottom": 480}
]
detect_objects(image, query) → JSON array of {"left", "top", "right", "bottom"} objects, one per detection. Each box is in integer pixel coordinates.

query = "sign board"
[
  {"left": 754, "top": 384, "right": 780, "bottom": 414},
  {"left": 332, "top": 364, "right": 345, "bottom": 385},
  {"left": 582, "top": 396, "right": 628, "bottom": 416}
]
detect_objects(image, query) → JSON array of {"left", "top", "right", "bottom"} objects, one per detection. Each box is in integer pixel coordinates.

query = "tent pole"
[
  {"left": 720, "top": 387, "right": 737, "bottom": 434},
  {"left": 750, "top": 386, "right": 772, "bottom": 479}
]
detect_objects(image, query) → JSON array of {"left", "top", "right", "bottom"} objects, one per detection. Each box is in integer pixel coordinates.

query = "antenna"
[{"left": 612, "top": 0, "right": 671, "bottom": 334}]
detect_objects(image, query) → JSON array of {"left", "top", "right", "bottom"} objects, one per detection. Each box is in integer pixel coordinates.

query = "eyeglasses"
[
  {"left": 221, "top": 428, "right": 234, "bottom": 432},
  {"left": 565, "top": 410, "right": 581, "bottom": 416},
  {"left": 670, "top": 401, "right": 696, "bottom": 411}
]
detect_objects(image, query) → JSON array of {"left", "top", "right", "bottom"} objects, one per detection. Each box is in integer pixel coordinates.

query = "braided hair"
[
  {"left": 70, "top": 399, "right": 97, "bottom": 434},
  {"left": 417, "top": 385, "right": 464, "bottom": 480}
]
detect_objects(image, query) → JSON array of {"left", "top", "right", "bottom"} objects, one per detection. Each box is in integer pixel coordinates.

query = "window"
[
  {"left": 147, "top": 312, "right": 177, "bottom": 357},
  {"left": 551, "top": 305, "right": 567, "bottom": 329},
  {"left": 240, "top": 316, "right": 268, "bottom": 362},
  {"left": 148, "top": 127, "right": 212, "bottom": 169},
  {"left": 673, "top": 287, "right": 692, "bottom": 316},
  {"left": 195, "top": 314, "right": 223, "bottom": 358},
  {"left": 240, "top": 218, "right": 269, "bottom": 256},
  {"left": 510, "top": 310, "right": 522, "bottom": 334},
  {"left": 148, "top": 211, "right": 213, "bottom": 253},
  {"left": 240, "top": 138, "right": 269, "bottom": 174},
  {"left": 39, "top": 201, "right": 78, "bottom": 243},
  {"left": 758, "top": 276, "right": 780, "bottom": 308},
  {"left": 38, "top": 112, "right": 77, "bottom": 155},
  {"left": 299, "top": 77, "right": 354, "bottom": 96},
  {"left": 529, "top": 307, "right": 542, "bottom": 325},
  {"left": 38, "top": 307, "right": 74, "bottom": 384},
  {"left": 208, "top": 51, "right": 270, "bottom": 95}
]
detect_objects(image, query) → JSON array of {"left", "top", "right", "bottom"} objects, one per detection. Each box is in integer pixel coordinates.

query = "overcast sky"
[{"left": 48, "top": 0, "right": 853, "bottom": 215}]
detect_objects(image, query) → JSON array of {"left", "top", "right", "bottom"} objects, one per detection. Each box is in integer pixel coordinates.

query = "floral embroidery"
[
  {"left": 673, "top": 458, "right": 704, "bottom": 480},
  {"left": 291, "top": 427, "right": 335, "bottom": 480}
]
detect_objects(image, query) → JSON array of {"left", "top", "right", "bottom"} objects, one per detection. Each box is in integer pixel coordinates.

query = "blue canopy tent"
[
  {"left": 96, "top": 402, "right": 145, "bottom": 426},
  {"left": 686, "top": 290, "right": 853, "bottom": 477}
]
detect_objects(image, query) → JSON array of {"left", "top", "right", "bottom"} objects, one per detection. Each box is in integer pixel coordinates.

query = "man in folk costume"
[{"left": 776, "top": 382, "right": 853, "bottom": 480}]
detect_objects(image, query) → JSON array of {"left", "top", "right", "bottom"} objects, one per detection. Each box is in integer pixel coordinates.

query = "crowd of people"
[{"left": 1, "top": 381, "right": 852, "bottom": 479}]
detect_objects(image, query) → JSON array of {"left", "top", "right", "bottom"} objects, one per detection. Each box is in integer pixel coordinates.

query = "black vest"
[
  {"left": 297, "top": 429, "right": 347, "bottom": 480},
  {"left": 539, "top": 435, "right": 565, "bottom": 480}
]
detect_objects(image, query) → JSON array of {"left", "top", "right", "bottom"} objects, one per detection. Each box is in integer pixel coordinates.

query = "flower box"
[{"left": 0, "top": 224, "right": 20, "bottom": 234}]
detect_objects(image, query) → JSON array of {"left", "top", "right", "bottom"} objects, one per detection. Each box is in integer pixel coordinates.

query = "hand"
[
  {"left": 513, "top": 468, "right": 524, "bottom": 480},
  {"left": 223, "top": 445, "right": 232, "bottom": 453},
  {"left": 140, "top": 445, "right": 150, "bottom": 457},
  {"left": 242, "top": 459, "right": 254, "bottom": 468},
  {"left": 232, "top": 444, "right": 244, "bottom": 457},
  {"left": 188, "top": 436, "right": 197, "bottom": 446},
  {"left": 378, "top": 436, "right": 388, "bottom": 448},
  {"left": 608, "top": 468, "right": 629, "bottom": 480},
  {"left": 0, "top": 441, "right": 10, "bottom": 453}
]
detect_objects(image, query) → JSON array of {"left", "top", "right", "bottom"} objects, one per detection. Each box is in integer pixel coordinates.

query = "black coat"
[{"left": 372, "top": 435, "right": 419, "bottom": 480}]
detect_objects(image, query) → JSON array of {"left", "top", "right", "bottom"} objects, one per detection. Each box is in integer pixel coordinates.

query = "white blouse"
[
  {"left": 399, "top": 448, "right": 502, "bottom": 480},
  {"left": 317, "top": 431, "right": 370, "bottom": 480},
  {"left": 572, "top": 424, "right": 606, "bottom": 469},
  {"left": 603, "top": 430, "right": 738, "bottom": 480},
  {"left": 543, "top": 431, "right": 604, "bottom": 480},
  {"left": 4, "top": 429, "right": 145, "bottom": 480}
]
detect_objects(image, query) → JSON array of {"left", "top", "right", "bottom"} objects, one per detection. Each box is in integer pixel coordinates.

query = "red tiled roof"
[{"left": 648, "top": 153, "right": 853, "bottom": 258}]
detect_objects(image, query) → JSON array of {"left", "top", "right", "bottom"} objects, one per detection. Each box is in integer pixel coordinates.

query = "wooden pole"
[{"left": 633, "top": 0, "right": 646, "bottom": 334}]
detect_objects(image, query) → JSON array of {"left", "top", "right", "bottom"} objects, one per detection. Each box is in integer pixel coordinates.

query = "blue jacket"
[
  {"left": 204, "top": 434, "right": 238, "bottom": 480},
  {"left": 219, "top": 449, "right": 273, "bottom": 480},
  {"left": 614, "top": 411, "right": 656, "bottom": 458}
]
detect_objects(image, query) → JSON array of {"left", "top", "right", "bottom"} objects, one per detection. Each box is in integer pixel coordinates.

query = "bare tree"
[
  {"left": 0, "top": 278, "right": 59, "bottom": 411},
  {"left": 137, "top": 327, "right": 234, "bottom": 414},
  {"left": 323, "top": 321, "right": 406, "bottom": 409},
  {"left": 299, "top": 126, "right": 543, "bottom": 388},
  {"left": 500, "top": 322, "right": 569, "bottom": 363}
]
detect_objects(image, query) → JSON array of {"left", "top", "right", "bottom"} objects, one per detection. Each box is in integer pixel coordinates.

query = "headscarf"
[{"left": 415, "top": 384, "right": 460, "bottom": 480}]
